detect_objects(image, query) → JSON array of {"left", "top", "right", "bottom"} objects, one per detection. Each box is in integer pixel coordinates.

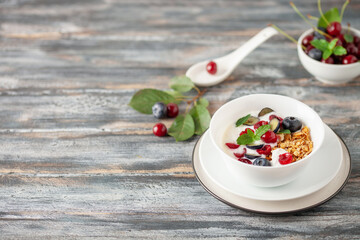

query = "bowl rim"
[
  {"left": 297, "top": 27, "right": 360, "bottom": 68},
  {"left": 209, "top": 94, "right": 325, "bottom": 169}
]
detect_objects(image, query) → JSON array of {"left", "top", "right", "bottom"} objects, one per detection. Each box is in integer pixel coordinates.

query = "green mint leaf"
[
  {"left": 255, "top": 124, "right": 271, "bottom": 139},
  {"left": 237, "top": 133, "right": 254, "bottom": 145},
  {"left": 247, "top": 128, "right": 255, "bottom": 138},
  {"left": 317, "top": 8, "right": 341, "bottom": 29},
  {"left": 168, "top": 114, "right": 195, "bottom": 141},
  {"left": 197, "top": 98, "right": 209, "bottom": 108},
  {"left": 328, "top": 39, "right": 338, "bottom": 50},
  {"left": 344, "top": 33, "right": 354, "bottom": 43},
  {"left": 310, "top": 39, "right": 328, "bottom": 52},
  {"left": 322, "top": 49, "right": 332, "bottom": 60},
  {"left": 236, "top": 114, "right": 251, "bottom": 127},
  {"left": 278, "top": 129, "right": 291, "bottom": 134},
  {"left": 129, "top": 89, "right": 175, "bottom": 114},
  {"left": 333, "top": 46, "right": 347, "bottom": 56},
  {"left": 189, "top": 105, "right": 211, "bottom": 135},
  {"left": 169, "top": 76, "right": 195, "bottom": 93},
  {"left": 254, "top": 135, "right": 261, "bottom": 141},
  {"left": 165, "top": 90, "right": 183, "bottom": 104}
]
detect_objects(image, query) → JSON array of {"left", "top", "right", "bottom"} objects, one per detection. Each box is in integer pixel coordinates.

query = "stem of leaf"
[
  {"left": 340, "top": 0, "right": 350, "bottom": 22},
  {"left": 269, "top": 24, "right": 306, "bottom": 50},
  {"left": 317, "top": 0, "right": 329, "bottom": 26}
]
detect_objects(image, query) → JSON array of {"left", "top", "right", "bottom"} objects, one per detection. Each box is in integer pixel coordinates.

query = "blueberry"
[
  {"left": 308, "top": 48, "right": 322, "bottom": 61},
  {"left": 314, "top": 34, "right": 326, "bottom": 40},
  {"left": 282, "top": 116, "right": 302, "bottom": 132},
  {"left": 152, "top": 102, "right": 167, "bottom": 118},
  {"left": 253, "top": 158, "right": 271, "bottom": 166}
]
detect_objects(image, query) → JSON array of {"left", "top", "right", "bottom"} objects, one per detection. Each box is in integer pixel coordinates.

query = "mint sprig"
[
  {"left": 237, "top": 125, "right": 271, "bottom": 145},
  {"left": 310, "top": 39, "right": 347, "bottom": 60},
  {"left": 235, "top": 114, "right": 251, "bottom": 127}
]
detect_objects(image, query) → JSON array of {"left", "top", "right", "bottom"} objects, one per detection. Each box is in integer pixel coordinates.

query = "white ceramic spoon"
[{"left": 186, "top": 26, "right": 278, "bottom": 87}]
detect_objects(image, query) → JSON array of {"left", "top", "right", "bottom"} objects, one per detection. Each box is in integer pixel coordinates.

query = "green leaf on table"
[
  {"left": 197, "top": 98, "right": 209, "bottom": 108},
  {"left": 344, "top": 33, "right": 354, "bottom": 43},
  {"left": 235, "top": 114, "right": 251, "bottom": 127},
  {"left": 168, "top": 114, "right": 195, "bottom": 141},
  {"left": 165, "top": 90, "right": 183, "bottom": 104},
  {"left": 237, "top": 132, "right": 255, "bottom": 145},
  {"left": 129, "top": 89, "right": 175, "bottom": 114},
  {"left": 189, "top": 105, "right": 211, "bottom": 135},
  {"left": 317, "top": 8, "right": 341, "bottom": 28},
  {"left": 333, "top": 46, "right": 347, "bottom": 56},
  {"left": 328, "top": 39, "right": 338, "bottom": 50},
  {"left": 255, "top": 124, "right": 271, "bottom": 139},
  {"left": 322, "top": 49, "right": 332, "bottom": 60},
  {"left": 169, "top": 75, "right": 195, "bottom": 93},
  {"left": 310, "top": 39, "right": 328, "bottom": 52},
  {"left": 278, "top": 129, "right": 291, "bottom": 134}
]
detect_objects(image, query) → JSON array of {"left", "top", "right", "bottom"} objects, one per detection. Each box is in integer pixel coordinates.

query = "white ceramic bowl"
[
  {"left": 209, "top": 94, "right": 325, "bottom": 187},
  {"left": 297, "top": 27, "right": 360, "bottom": 84}
]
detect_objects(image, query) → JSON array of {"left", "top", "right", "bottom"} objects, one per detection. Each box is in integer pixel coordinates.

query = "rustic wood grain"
[{"left": 0, "top": 0, "right": 359, "bottom": 238}]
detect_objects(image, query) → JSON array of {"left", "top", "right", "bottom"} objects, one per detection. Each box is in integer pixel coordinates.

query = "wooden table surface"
[{"left": 0, "top": 0, "right": 359, "bottom": 238}]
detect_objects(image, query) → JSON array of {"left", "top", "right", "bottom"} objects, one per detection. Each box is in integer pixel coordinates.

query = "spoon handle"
[{"left": 223, "top": 27, "right": 278, "bottom": 66}]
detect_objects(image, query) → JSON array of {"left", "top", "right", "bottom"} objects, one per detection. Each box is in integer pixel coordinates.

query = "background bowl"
[
  {"left": 209, "top": 94, "right": 325, "bottom": 187},
  {"left": 297, "top": 27, "right": 360, "bottom": 84}
]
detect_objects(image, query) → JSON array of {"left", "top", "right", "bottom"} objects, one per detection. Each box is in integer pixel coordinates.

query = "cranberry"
[
  {"left": 226, "top": 143, "right": 240, "bottom": 149},
  {"left": 238, "top": 158, "right": 252, "bottom": 164},
  {"left": 305, "top": 45, "right": 314, "bottom": 54},
  {"left": 354, "top": 36, "right": 360, "bottom": 45},
  {"left": 279, "top": 153, "right": 294, "bottom": 165},
  {"left": 326, "top": 22, "right": 342, "bottom": 36},
  {"left": 206, "top": 61, "right": 217, "bottom": 75},
  {"left": 254, "top": 120, "right": 269, "bottom": 130},
  {"left": 166, "top": 103, "right": 179, "bottom": 118},
  {"left": 239, "top": 128, "right": 254, "bottom": 136},
  {"left": 256, "top": 145, "right": 272, "bottom": 155},
  {"left": 334, "top": 38, "right": 344, "bottom": 47},
  {"left": 234, "top": 149, "right": 246, "bottom": 158},
  {"left": 346, "top": 43, "right": 358, "bottom": 56},
  {"left": 153, "top": 123, "right": 167, "bottom": 137},
  {"left": 337, "top": 34, "right": 345, "bottom": 43},
  {"left": 302, "top": 35, "right": 314, "bottom": 47},
  {"left": 261, "top": 130, "right": 277, "bottom": 143},
  {"left": 321, "top": 57, "right": 335, "bottom": 64},
  {"left": 342, "top": 55, "right": 358, "bottom": 64}
]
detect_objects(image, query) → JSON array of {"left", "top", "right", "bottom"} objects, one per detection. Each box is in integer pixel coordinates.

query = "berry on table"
[
  {"left": 260, "top": 130, "right": 277, "bottom": 143},
  {"left": 282, "top": 116, "right": 302, "bottom": 132},
  {"left": 278, "top": 152, "right": 294, "bottom": 165},
  {"left": 166, "top": 103, "right": 179, "bottom": 118},
  {"left": 308, "top": 48, "right": 322, "bottom": 61},
  {"left": 152, "top": 102, "right": 167, "bottom": 118},
  {"left": 302, "top": 35, "right": 313, "bottom": 47},
  {"left": 153, "top": 123, "right": 167, "bottom": 137},
  {"left": 326, "top": 22, "right": 342, "bottom": 37},
  {"left": 342, "top": 55, "right": 358, "bottom": 64},
  {"left": 206, "top": 61, "right": 217, "bottom": 75}
]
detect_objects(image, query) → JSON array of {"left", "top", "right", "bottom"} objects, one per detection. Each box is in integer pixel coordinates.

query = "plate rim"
[{"left": 192, "top": 127, "right": 352, "bottom": 215}]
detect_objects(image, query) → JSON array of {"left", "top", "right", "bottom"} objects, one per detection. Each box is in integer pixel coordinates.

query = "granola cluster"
[{"left": 272, "top": 126, "right": 313, "bottom": 161}]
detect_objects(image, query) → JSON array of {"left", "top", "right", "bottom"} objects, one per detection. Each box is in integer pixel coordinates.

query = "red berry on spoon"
[
  {"left": 278, "top": 152, "right": 294, "bottom": 165},
  {"left": 206, "top": 61, "right": 217, "bottom": 75},
  {"left": 153, "top": 123, "right": 167, "bottom": 137},
  {"left": 342, "top": 55, "right": 358, "bottom": 64},
  {"left": 166, "top": 103, "right": 179, "bottom": 118},
  {"left": 326, "top": 22, "right": 342, "bottom": 36}
]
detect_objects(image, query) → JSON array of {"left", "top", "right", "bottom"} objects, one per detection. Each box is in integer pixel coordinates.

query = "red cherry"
[
  {"left": 302, "top": 35, "right": 314, "bottom": 47},
  {"left": 256, "top": 145, "right": 272, "bottom": 155},
  {"left": 238, "top": 158, "right": 252, "bottom": 164},
  {"left": 334, "top": 38, "right": 344, "bottom": 47},
  {"left": 254, "top": 121, "right": 269, "bottom": 130},
  {"left": 226, "top": 143, "right": 240, "bottom": 149},
  {"left": 305, "top": 45, "right": 314, "bottom": 54},
  {"left": 354, "top": 36, "right": 360, "bottom": 45},
  {"left": 278, "top": 153, "right": 294, "bottom": 165},
  {"left": 206, "top": 61, "right": 217, "bottom": 75},
  {"left": 337, "top": 34, "right": 345, "bottom": 43},
  {"left": 261, "top": 130, "right": 277, "bottom": 143},
  {"left": 239, "top": 128, "right": 254, "bottom": 136},
  {"left": 326, "top": 22, "right": 342, "bottom": 36},
  {"left": 153, "top": 123, "right": 167, "bottom": 137},
  {"left": 346, "top": 43, "right": 358, "bottom": 56},
  {"left": 321, "top": 57, "right": 335, "bottom": 64},
  {"left": 342, "top": 55, "right": 358, "bottom": 64},
  {"left": 233, "top": 148, "right": 246, "bottom": 158},
  {"left": 166, "top": 103, "right": 179, "bottom": 118}
]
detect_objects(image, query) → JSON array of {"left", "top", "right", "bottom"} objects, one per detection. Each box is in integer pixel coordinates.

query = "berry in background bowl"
[
  {"left": 209, "top": 94, "right": 325, "bottom": 187},
  {"left": 298, "top": 27, "right": 360, "bottom": 84}
]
